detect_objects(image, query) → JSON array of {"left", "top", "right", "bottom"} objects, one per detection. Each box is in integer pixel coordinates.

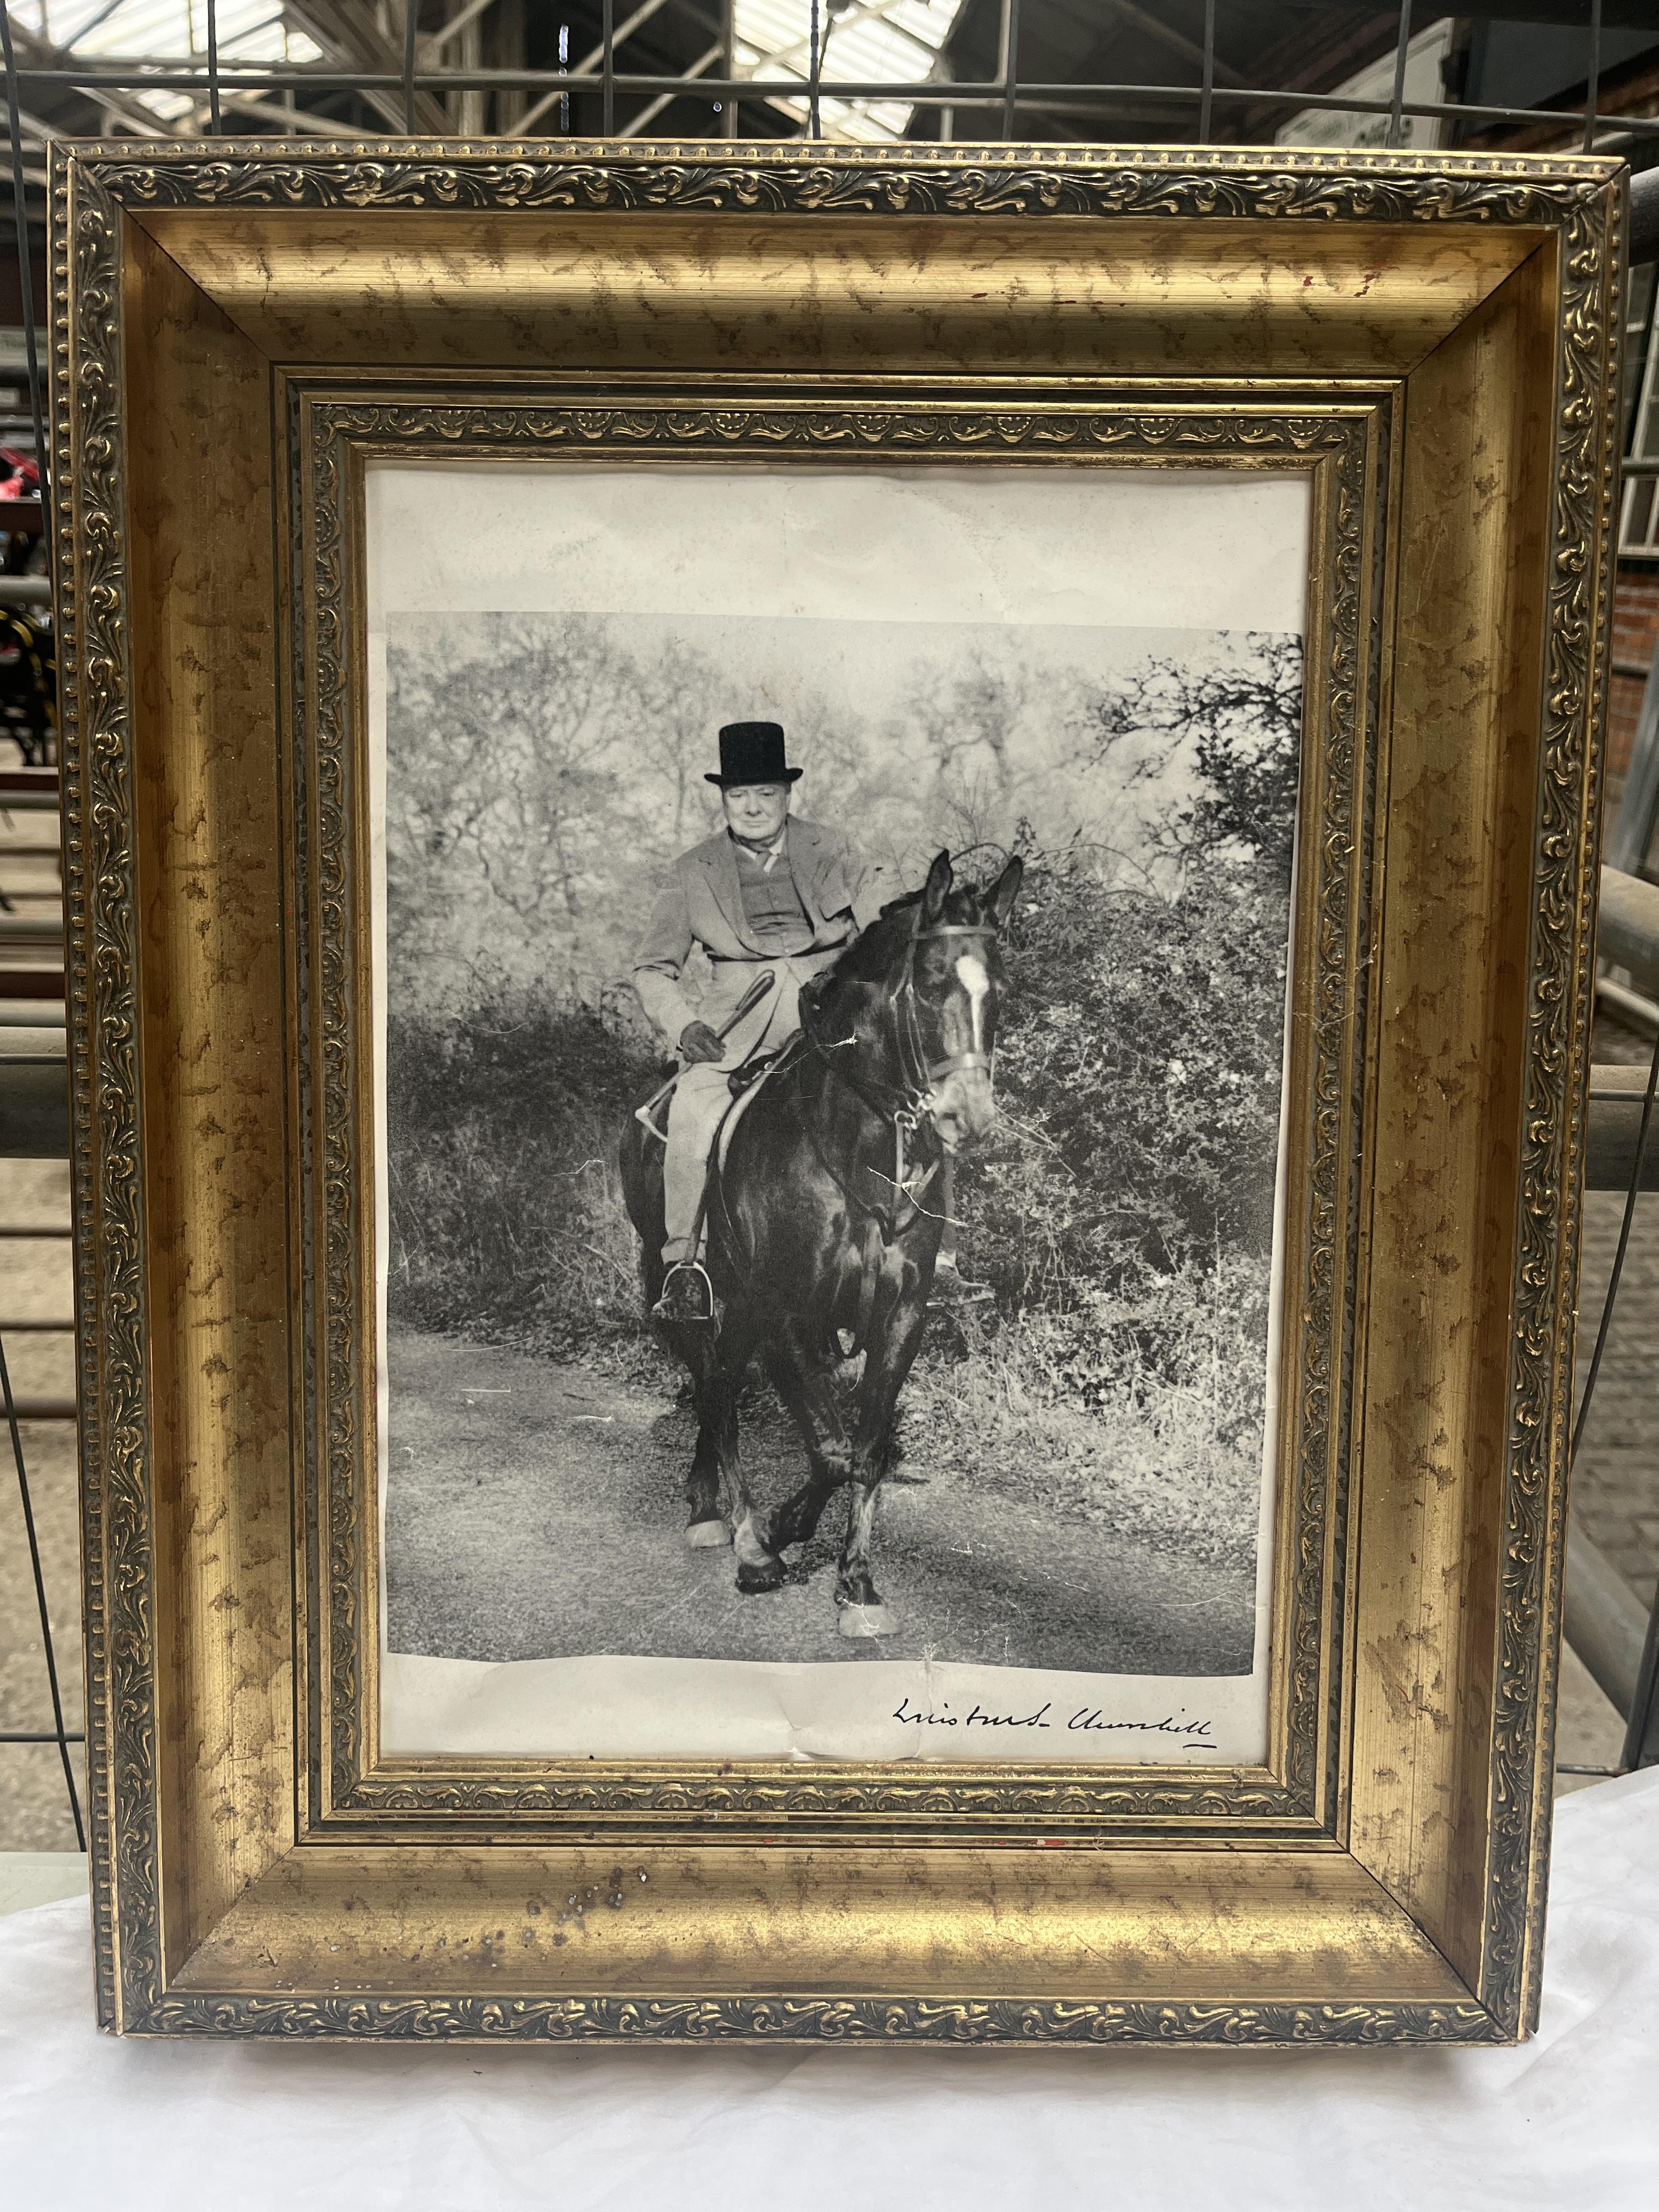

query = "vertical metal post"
[
  {"left": 1584, "top": 0, "right": 1603, "bottom": 155},
  {"left": 1199, "top": 0, "right": 1215, "bottom": 145},
  {"left": 206, "top": 0, "right": 222, "bottom": 133},
  {"left": 809, "top": 0, "right": 821, "bottom": 141},
  {"left": 1000, "top": 0, "right": 1020, "bottom": 142},
  {"left": 603, "top": 0, "right": 615, "bottom": 136},
  {"left": 1, "top": 1336, "right": 84, "bottom": 1849},
  {"left": 404, "top": 0, "right": 419, "bottom": 136},
  {"left": 1386, "top": 0, "right": 1410, "bottom": 149},
  {"left": 558, "top": 21, "right": 569, "bottom": 133},
  {"left": 1626, "top": 1591, "right": 1659, "bottom": 1768},
  {"left": 721, "top": 0, "right": 735, "bottom": 137}
]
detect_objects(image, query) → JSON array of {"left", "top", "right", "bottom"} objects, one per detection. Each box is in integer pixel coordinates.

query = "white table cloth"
[{"left": 3, "top": 1767, "right": 1657, "bottom": 2211}]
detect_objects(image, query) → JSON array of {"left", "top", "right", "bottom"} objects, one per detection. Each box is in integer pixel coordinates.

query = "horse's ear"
[
  {"left": 922, "top": 849, "right": 953, "bottom": 923},
  {"left": 984, "top": 855, "right": 1023, "bottom": 930}
]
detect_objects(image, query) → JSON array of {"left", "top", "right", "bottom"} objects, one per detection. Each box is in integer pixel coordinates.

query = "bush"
[
  {"left": 385, "top": 996, "right": 660, "bottom": 1355},
  {"left": 903, "top": 1322, "right": 1264, "bottom": 1572},
  {"left": 900, "top": 1249, "right": 1273, "bottom": 1568},
  {"left": 955, "top": 848, "right": 1288, "bottom": 1364}
]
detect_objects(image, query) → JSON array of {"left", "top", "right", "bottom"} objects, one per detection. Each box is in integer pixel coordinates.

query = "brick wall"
[{"left": 1609, "top": 565, "right": 1659, "bottom": 787}]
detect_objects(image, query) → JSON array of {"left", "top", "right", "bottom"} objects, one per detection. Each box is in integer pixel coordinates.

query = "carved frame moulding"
[{"left": 50, "top": 140, "right": 1620, "bottom": 2044}]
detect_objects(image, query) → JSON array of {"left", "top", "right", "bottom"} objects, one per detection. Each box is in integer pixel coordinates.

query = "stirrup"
[{"left": 652, "top": 1259, "right": 716, "bottom": 1326}]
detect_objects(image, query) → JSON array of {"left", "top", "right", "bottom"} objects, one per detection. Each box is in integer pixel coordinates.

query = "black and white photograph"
[{"left": 369, "top": 463, "right": 1307, "bottom": 1763}]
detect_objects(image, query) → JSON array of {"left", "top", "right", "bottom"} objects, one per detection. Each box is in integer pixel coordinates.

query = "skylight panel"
[
  {"left": 735, "top": 0, "right": 967, "bottom": 143},
  {"left": 14, "top": 1, "right": 322, "bottom": 131}
]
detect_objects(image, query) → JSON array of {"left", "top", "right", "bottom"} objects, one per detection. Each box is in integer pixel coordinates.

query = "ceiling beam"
[{"left": 279, "top": 1, "right": 452, "bottom": 134}]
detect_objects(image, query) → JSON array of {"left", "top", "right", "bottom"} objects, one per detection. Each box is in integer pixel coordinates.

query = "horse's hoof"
[
  {"left": 736, "top": 1556, "right": 786, "bottom": 1595},
  {"left": 685, "top": 1517, "right": 730, "bottom": 1550},
  {"left": 837, "top": 1602, "right": 898, "bottom": 1639}
]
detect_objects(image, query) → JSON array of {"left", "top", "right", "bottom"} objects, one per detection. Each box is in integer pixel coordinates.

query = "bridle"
[
  {"left": 893, "top": 911, "right": 1000, "bottom": 1102},
  {"left": 799, "top": 902, "right": 1003, "bottom": 1223}
]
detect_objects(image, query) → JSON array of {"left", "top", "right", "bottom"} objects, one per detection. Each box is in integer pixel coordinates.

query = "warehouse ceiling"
[{"left": 1, "top": 1, "right": 1652, "bottom": 149}]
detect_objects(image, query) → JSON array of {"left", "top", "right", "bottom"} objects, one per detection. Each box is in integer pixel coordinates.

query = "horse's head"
[{"left": 906, "top": 849, "right": 1023, "bottom": 1154}]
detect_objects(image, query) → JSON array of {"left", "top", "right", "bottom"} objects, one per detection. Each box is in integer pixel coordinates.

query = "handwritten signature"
[{"left": 893, "top": 1695, "right": 1215, "bottom": 1742}]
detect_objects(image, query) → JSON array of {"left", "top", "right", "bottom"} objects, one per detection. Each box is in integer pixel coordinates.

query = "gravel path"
[{"left": 385, "top": 1324, "right": 1258, "bottom": 1676}]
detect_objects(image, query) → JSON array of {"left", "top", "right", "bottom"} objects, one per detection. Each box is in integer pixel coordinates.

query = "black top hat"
[{"left": 706, "top": 721, "right": 802, "bottom": 788}]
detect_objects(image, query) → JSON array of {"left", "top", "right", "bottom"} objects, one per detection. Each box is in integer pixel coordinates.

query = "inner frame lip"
[{"left": 279, "top": 385, "right": 1384, "bottom": 1839}]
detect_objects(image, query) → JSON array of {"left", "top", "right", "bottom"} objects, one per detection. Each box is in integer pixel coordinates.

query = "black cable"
[
  {"left": 206, "top": 0, "right": 221, "bottom": 133},
  {"left": 1386, "top": 0, "right": 1410, "bottom": 149},
  {"left": 808, "top": 0, "right": 821, "bottom": 140},
  {"left": 1, "top": 1331, "right": 85, "bottom": 1851},
  {"left": 1002, "top": 0, "right": 1020, "bottom": 141}
]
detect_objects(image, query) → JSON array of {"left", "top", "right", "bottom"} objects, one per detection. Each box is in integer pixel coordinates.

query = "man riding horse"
[
  {"left": 620, "top": 730, "right": 1023, "bottom": 1632},
  {"left": 633, "top": 720, "right": 985, "bottom": 1324}
]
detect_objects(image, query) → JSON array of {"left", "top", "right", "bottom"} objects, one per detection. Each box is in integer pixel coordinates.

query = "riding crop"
[{"left": 633, "top": 969, "right": 776, "bottom": 1142}]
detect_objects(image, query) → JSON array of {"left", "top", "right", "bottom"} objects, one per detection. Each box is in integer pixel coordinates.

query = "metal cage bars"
[{"left": 0, "top": 0, "right": 1646, "bottom": 154}]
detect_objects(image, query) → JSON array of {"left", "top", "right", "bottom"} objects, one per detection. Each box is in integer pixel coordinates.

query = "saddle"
[{"left": 726, "top": 1043, "right": 791, "bottom": 1099}]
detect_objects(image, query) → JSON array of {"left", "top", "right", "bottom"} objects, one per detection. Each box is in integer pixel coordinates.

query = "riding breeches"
[
  {"left": 663, "top": 1060, "right": 744, "bottom": 1263},
  {"left": 661, "top": 951, "right": 832, "bottom": 1264}
]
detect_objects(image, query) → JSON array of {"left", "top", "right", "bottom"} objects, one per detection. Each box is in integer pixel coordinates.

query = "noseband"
[
  {"left": 894, "top": 912, "right": 1001, "bottom": 1101},
  {"left": 802, "top": 904, "right": 1002, "bottom": 1154},
  {"left": 794, "top": 901, "right": 1006, "bottom": 1234}
]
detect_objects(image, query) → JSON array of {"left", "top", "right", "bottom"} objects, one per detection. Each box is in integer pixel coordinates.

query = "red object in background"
[{"left": 0, "top": 445, "right": 39, "bottom": 503}]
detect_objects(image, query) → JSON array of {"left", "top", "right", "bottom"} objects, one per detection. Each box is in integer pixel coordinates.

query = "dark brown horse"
[{"left": 619, "top": 849, "right": 1022, "bottom": 1637}]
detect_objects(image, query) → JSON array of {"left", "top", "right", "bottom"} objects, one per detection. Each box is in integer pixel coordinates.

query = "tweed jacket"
[{"left": 633, "top": 816, "right": 895, "bottom": 1047}]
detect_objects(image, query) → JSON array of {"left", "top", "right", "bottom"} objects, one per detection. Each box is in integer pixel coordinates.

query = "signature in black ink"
[
  {"left": 893, "top": 1697, "right": 1220, "bottom": 1751},
  {"left": 893, "top": 1696, "right": 1053, "bottom": 1729},
  {"left": 1066, "top": 1708, "right": 1215, "bottom": 1747}
]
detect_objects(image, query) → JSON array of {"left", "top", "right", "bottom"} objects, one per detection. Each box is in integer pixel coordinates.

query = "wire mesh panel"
[{"left": 0, "top": 4, "right": 1647, "bottom": 152}]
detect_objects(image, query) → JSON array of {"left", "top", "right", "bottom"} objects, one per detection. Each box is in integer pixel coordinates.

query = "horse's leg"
[
  {"left": 709, "top": 1307, "right": 788, "bottom": 1595},
  {"left": 764, "top": 1319, "right": 852, "bottom": 1553},
  {"left": 678, "top": 1326, "right": 731, "bottom": 1548},
  {"left": 836, "top": 1271, "right": 930, "bottom": 1638}
]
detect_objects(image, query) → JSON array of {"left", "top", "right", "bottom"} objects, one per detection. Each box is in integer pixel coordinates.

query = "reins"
[{"left": 799, "top": 902, "right": 1001, "bottom": 1232}]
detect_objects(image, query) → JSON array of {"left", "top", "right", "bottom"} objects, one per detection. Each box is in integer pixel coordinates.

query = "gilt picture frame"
[{"left": 52, "top": 137, "right": 1621, "bottom": 2043}]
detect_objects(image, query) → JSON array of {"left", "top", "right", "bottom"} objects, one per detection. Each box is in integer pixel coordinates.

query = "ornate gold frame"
[{"left": 52, "top": 139, "right": 1621, "bottom": 2044}]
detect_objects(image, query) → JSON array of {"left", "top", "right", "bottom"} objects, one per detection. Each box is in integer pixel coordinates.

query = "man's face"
[{"left": 722, "top": 782, "right": 791, "bottom": 845}]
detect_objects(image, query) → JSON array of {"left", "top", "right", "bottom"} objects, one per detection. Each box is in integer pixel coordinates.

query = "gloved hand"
[{"left": 678, "top": 1020, "right": 727, "bottom": 1065}]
